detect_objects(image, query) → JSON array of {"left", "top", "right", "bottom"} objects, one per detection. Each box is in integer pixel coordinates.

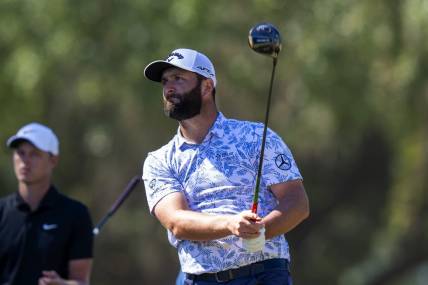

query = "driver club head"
[{"left": 248, "top": 23, "right": 282, "bottom": 58}]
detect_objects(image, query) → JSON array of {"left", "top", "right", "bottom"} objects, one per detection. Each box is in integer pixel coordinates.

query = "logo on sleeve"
[
  {"left": 275, "top": 154, "right": 291, "bottom": 170},
  {"left": 149, "top": 179, "right": 157, "bottom": 189}
]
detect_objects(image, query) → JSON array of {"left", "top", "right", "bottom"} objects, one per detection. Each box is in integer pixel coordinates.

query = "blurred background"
[{"left": 1, "top": 0, "right": 427, "bottom": 284}]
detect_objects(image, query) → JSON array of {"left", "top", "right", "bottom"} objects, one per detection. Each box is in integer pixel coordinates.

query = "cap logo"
[
  {"left": 196, "top": 66, "right": 214, "bottom": 77},
  {"left": 22, "top": 129, "right": 36, "bottom": 134},
  {"left": 166, "top": 52, "right": 184, "bottom": 62}
]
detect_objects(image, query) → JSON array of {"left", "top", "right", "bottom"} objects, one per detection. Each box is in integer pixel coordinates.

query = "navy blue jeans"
[{"left": 182, "top": 262, "right": 292, "bottom": 285}]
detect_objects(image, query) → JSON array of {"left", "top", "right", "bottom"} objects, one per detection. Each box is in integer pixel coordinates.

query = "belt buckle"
[{"left": 215, "top": 270, "right": 233, "bottom": 283}]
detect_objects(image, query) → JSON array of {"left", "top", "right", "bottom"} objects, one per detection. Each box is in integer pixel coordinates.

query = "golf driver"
[
  {"left": 93, "top": 175, "right": 141, "bottom": 235},
  {"left": 248, "top": 23, "right": 282, "bottom": 214}
]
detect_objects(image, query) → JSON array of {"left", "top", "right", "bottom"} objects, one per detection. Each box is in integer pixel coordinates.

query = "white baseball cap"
[
  {"left": 7, "top": 122, "right": 59, "bottom": 155},
  {"left": 144, "top": 48, "right": 217, "bottom": 87}
]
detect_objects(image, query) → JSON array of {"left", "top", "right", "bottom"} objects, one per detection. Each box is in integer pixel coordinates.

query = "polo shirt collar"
[
  {"left": 14, "top": 185, "right": 59, "bottom": 211},
  {"left": 176, "top": 112, "right": 226, "bottom": 150},
  {"left": 210, "top": 112, "right": 225, "bottom": 139},
  {"left": 38, "top": 186, "right": 60, "bottom": 209}
]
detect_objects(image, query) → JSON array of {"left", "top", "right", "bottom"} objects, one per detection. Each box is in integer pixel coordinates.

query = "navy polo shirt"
[{"left": 0, "top": 186, "right": 93, "bottom": 285}]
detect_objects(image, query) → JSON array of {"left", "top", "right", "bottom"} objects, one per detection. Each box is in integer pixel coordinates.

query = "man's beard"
[{"left": 163, "top": 81, "right": 202, "bottom": 121}]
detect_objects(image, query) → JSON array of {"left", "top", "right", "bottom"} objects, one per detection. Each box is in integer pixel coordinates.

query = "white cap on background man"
[{"left": 7, "top": 122, "right": 59, "bottom": 155}]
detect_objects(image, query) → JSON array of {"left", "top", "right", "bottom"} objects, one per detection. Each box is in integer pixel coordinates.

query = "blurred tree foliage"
[{"left": 1, "top": 0, "right": 427, "bottom": 284}]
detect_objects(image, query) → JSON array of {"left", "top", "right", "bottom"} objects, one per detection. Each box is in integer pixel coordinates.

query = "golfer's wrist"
[{"left": 224, "top": 215, "right": 236, "bottom": 236}]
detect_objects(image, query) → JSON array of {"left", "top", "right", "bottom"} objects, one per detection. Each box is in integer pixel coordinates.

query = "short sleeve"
[
  {"left": 142, "top": 153, "right": 183, "bottom": 214},
  {"left": 261, "top": 128, "right": 302, "bottom": 186},
  {"left": 68, "top": 204, "right": 93, "bottom": 260}
]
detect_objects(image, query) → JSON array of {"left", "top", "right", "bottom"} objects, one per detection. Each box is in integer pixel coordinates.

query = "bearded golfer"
[{"left": 142, "top": 48, "right": 309, "bottom": 285}]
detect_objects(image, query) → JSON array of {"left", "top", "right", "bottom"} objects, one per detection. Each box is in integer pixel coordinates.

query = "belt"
[{"left": 186, "top": 258, "right": 288, "bottom": 283}]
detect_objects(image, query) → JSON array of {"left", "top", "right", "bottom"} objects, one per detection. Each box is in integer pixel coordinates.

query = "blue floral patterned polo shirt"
[{"left": 143, "top": 112, "right": 302, "bottom": 274}]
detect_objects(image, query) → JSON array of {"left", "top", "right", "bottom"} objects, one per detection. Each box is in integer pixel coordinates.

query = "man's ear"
[
  {"left": 50, "top": 155, "right": 59, "bottom": 167},
  {"left": 201, "top": 79, "right": 214, "bottom": 97}
]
